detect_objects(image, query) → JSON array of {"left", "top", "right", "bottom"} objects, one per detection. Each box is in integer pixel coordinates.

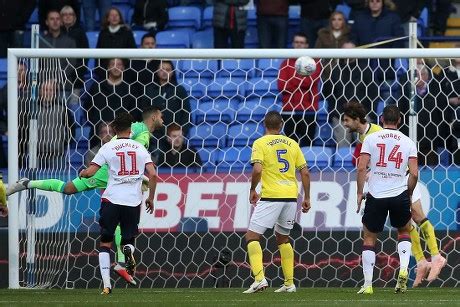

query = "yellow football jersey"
[
  {"left": 250, "top": 134, "right": 307, "bottom": 199},
  {"left": 358, "top": 123, "right": 383, "bottom": 143}
]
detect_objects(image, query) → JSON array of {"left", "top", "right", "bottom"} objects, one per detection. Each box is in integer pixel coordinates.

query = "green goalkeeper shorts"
[{"left": 72, "top": 164, "right": 109, "bottom": 192}]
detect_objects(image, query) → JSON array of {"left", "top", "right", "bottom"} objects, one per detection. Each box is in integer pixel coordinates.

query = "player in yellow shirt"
[
  {"left": 0, "top": 172, "right": 7, "bottom": 217},
  {"left": 342, "top": 101, "right": 446, "bottom": 288},
  {"left": 243, "top": 111, "right": 311, "bottom": 294}
]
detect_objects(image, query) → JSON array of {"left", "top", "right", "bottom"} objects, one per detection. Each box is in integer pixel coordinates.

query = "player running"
[
  {"left": 243, "top": 111, "right": 311, "bottom": 294},
  {"left": 7, "top": 106, "right": 164, "bottom": 285},
  {"left": 79, "top": 112, "right": 157, "bottom": 294},
  {"left": 356, "top": 105, "right": 417, "bottom": 294},
  {"left": 343, "top": 101, "right": 446, "bottom": 287}
]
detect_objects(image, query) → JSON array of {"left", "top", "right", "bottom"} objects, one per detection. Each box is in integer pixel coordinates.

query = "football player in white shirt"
[
  {"left": 80, "top": 112, "right": 157, "bottom": 295},
  {"left": 356, "top": 105, "right": 418, "bottom": 295}
]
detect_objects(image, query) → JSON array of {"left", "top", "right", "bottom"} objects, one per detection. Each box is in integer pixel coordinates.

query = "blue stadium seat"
[
  {"left": 168, "top": 6, "right": 201, "bottom": 30},
  {"left": 86, "top": 31, "right": 99, "bottom": 49},
  {"left": 179, "top": 217, "right": 208, "bottom": 232},
  {"left": 156, "top": 30, "right": 190, "bottom": 48},
  {"left": 247, "top": 8, "right": 257, "bottom": 27},
  {"left": 206, "top": 78, "right": 245, "bottom": 99},
  {"left": 333, "top": 147, "right": 355, "bottom": 168},
  {"left": 335, "top": 4, "right": 351, "bottom": 20},
  {"left": 313, "top": 121, "right": 334, "bottom": 147},
  {"left": 236, "top": 97, "right": 281, "bottom": 122},
  {"left": 74, "top": 126, "right": 92, "bottom": 142},
  {"left": 301, "top": 146, "right": 333, "bottom": 169},
  {"left": 192, "top": 29, "right": 214, "bottom": 48},
  {"left": 181, "top": 78, "right": 208, "bottom": 98},
  {"left": 126, "top": 7, "right": 134, "bottom": 25},
  {"left": 132, "top": 30, "right": 148, "bottom": 47},
  {"left": 188, "top": 122, "right": 227, "bottom": 147},
  {"left": 288, "top": 5, "right": 301, "bottom": 27},
  {"left": 69, "top": 148, "right": 85, "bottom": 169},
  {"left": 27, "top": 8, "right": 39, "bottom": 28},
  {"left": 178, "top": 59, "right": 218, "bottom": 79},
  {"left": 196, "top": 147, "right": 219, "bottom": 170},
  {"left": 0, "top": 59, "right": 7, "bottom": 80},
  {"left": 418, "top": 7, "right": 428, "bottom": 28},
  {"left": 194, "top": 99, "right": 238, "bottom": 123},
  {"left": 227, "top": 122, "right": 264, "bottom": 147},
  {"left": 256, "top": 58, "right": 283, "bottom": 78},
  {"left": 394, "top": 58, "right": 409, "bottom": 75},
  {"left": 117, "top": 4, "right": 132, "bottom": 22},
  {"left": 202, "top": 6, "right": 213, "bottom": 29},
  {"left": 218, "top": 59, "right": 256, "bottom": 79},
  {"left": 216, "top": 147, "right": 252, "bottom": 172},
  {"left": 245, "top": 77, "right": 280, "bottom": 98},
  {"left": 0, "top": 80, "right": 6, "bottom": 88},
  {"left": 245, "top": 27, "right": 258, "bottom": 48}
]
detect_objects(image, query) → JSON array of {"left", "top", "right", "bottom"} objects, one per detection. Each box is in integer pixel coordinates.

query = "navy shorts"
[
  {"left": 362, "top": 190, "right": 411, "bottom": 233},
  {"left": 99, "top": 201, "right": 141, "bottom": 241}
]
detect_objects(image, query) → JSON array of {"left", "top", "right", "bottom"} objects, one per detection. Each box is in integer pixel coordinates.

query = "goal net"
[{"left": 6, "top": 48, "right": 459, "bottom": 289}]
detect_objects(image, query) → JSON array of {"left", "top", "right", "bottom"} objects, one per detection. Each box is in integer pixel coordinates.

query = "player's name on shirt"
[
  {"left": 376, "top": 132, "right": 401, "bottom": 141},
  {"left": 266, "top": 138, "right": 293, "bottom": 147},
  {"left": 111, "top": 142, "right": 140, "bottom": 151},
  {"left": 113, "top": 177, "right": 142, "bottom": 184}
]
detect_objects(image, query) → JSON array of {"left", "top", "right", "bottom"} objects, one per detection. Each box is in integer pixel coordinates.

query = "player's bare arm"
[
  {"left": 299, "top": 167, "right": 311, "bottom": 213},
  {"left": 145, "top": 163, "right": 157, "bottom": 214},
  {"left": 407, "top": 157, "right": 418, "bottom": 198},
  {"left": 80, "top": 164, "right": 101, "bottom": 178},
  {"left": 356, "top": 153, "right": 370, "bottom": 213},
  {"left": 249, "top": 162, "right": 262, "bottom": 206}
]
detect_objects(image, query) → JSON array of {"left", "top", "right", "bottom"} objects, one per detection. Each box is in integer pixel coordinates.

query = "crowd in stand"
[{"left": 0, "top": 0, "right": 458, "bottom": 169}]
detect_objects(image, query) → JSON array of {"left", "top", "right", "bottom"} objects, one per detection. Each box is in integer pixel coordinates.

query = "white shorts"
[{"left": 248, "top": 201, "right": 297, "bottom": 236}]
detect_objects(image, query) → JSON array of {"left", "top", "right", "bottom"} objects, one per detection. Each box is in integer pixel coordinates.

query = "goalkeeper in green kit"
[{"left": 7, "top": 106, "right": 164, "bottom": 285}]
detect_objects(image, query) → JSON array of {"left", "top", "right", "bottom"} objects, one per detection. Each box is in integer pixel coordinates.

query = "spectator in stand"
[
  {"left": 256, "top": 0, "right": 289, "bottom": 48},
  {"left": 40, "top": 10, "right": 76, "bottom": 49},
  {"left": 322, "top": 41, "right": 378, "bottom": 146},
  {"left": 0, "top": 0, "right": 35, "bottom": 58},
  {"left": 37, "top": 79, "right": 73, "bottom": 168},
  {"left": 213, "top": 0, "right": 249, "bottom": 48},
  {"left": 39, "top": 0, "right": 80, "bottom": 30},
  {"left": 393, "top": 0, "right": 425, "bottom": 36},
  {"left": 298, "top": 0, "right": 340, "bottom": 48},
  {"left": 85, "top": 122, "right": 114, "bottom": 166},
  {"left": 81, "top": 0, "right": 112, "bottom": 31},
  {"left": 278, "top": 33, "right": 321, "bottom": 147},
  {"left": 315, "top": 11, "right": 351, "bottom": 48},
  {"left": 60, "top": 5, "right": 89, "bottom": 104},
  {"left": 157, "top": 124, "right": 202, "bottom": 169},
  {"left": 85, "top": 58, "right": 138, "bottom": 146},
  {"left": 131, "top": 0, "right": 168, "bottom": 34},
  {"left": 145, "top": 61, "right": 191, "bottom": 149},
  {"left": 96, "top": 7, "right": 137, "bottom": 75}
]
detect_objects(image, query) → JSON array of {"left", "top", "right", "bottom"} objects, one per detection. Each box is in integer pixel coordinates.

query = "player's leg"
[
  {"left": 119, "top": 204, "right": 141, "bottom": 279},
  {"left": 411, "top": 199, "right": 447, "bottom": 282},
  {"left": 273, "top": 202, "right": 297, "bottom": 293}
]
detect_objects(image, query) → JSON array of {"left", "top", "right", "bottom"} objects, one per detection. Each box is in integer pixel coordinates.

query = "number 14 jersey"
[
  {"left": 361, "top": 128, "right": 417, "bottom": 198},
  {"left": 91, "top": 137, "right": 153, "bottom": 206}
]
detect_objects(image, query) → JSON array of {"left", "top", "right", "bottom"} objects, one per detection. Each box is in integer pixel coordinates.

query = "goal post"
[{"left": 7, "top": 47, "right": 460, "bottom": 289}]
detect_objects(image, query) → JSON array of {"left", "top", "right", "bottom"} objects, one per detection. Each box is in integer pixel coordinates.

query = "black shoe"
[{"left": 123, "top": 246, "right": 136, "bottom": 276}]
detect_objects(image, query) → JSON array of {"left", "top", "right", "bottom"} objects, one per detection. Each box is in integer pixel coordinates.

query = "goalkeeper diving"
[{"left": 7, "top": 106, "right": 164, "bottom": 284}]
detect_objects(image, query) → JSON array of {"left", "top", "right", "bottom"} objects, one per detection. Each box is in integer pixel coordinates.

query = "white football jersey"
[
  {"left": 361, "top": 128, "right": 417, "bottom": 198},
  {"left": 92, "top": 138, "right": 153, "bottom": 206}
]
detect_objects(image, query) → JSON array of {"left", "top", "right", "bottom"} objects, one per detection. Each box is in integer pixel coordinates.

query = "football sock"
[
  {"left": 362, "top": 245, "right": 375, "bottom": 287},
  {"left": 28, "top": 179, "right": 65, "bottom": 193},
  {"left": 278, "top": 242, "right": 294, "bottom": 286},
  {"left": 114, "top": 226, "right": 125, "bottom": 264},
  {"left": 419, "top": 219, "right": 439, "bottom": 257},
  {"left": 397, "top": 235, "right": 412, "bottom": 271},
  {"left": 125, "top": 244, "right": 135, "bottom": 254},
  {"left": 409, "top": 225, "right": 425, "bottom": 262},
  {"left": 247, "top": 241, "right": 264, "bottom": 282},
  {"left": 99, "top": 246, "right": 112, "bottom": 289}
]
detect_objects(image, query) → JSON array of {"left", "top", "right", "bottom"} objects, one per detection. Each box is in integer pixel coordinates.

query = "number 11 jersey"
[
  {"left": 91, "top": 138, "right": 153, "bottom": 206},
  {"left": 361, "top": 128, "right": 417, "bottom": 198}
]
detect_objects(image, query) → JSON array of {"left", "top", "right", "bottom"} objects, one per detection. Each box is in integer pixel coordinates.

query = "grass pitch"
[{"left": 0, "top": 288, "right": 459, "bottom": 306}]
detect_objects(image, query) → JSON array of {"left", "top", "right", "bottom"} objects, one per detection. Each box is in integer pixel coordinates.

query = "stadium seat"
[
  {"left": 218, "top": 59, "right": 256, "bottom": 79},
  {"left": 196, "top": 147, "right": 219, "bottom": 170},
  {"left": 188, "top": 122, "right": 227, "bottom": 147},
  {"left": 74, "top": 126, "right": 92, "bottom": 142},
  {"left": 236, "top": 97, "right": 281, "bottom": 122},
  {"left": 132, "top": 30, "right": 148, "bottom": 47},
  {"left": 168, "top": 6, "right": 201, "bottom": 30},
  {"left": 178, "top": 59, "right": 218, "bottom": 79},
  {"left": 418, "top": 7, "right": 428, "bottom": 28},
  {"left": 288, "top": 5, "right": 301, "bottom": 27},
  {"left": 155, "top": 30, "right": 190, "bottom": 48},
  {"left": 245, "top": 27, "right": 258, "bottom": 48},
  {"left": 202, "top": 6, "right": 213, "bottom": 29},
  {"left": 333, "top": 147, "right": 355, "bottom": 168},
  {"left": 206, "top": 78, "right": 245, "bottom": 99},
  {"left": 245, "top": 77, "right": 280, "bottom": 98},
  {"left": 216, "top": 146, "right": 252, "bottom": 172},
  {"left": 247, "top": 8, "right": 257, "bottom": 27},
  {"left": 126, "top": 7, "right": 134, "bottom": 25},
  {"left": 27, "top": 8, "right": 39, "bottom": 28},
  {"left": 227, "top": 122, "right": 264, "bottom": 147},
  {"left": 256, "top": 58, "right": 283, "bottom": 78},
  {"left": 194, "top": 99, "right": 238, "bottom": 123},
  {"left": 313, "top": 121, "right": 334, "bottom": 147},
  {"left": 179, "top": 217, "right": 209, "bottom": 232},
  {"left": 192, "top": 29, "right": 214, "bottom": 48},
  {"left": 181, "top": 78, "right": 208, "bottom": 98},
  {"left": 86, "top": 31, "right": 99, "bottom": 49},
  {"left": 116, "top": 4, "right": 132, "bottom": 22},
  {"left": 0, "top": 59, "right": 7, "bottom": 80},
  {"left": 301, "top": 146, "right": 333, "bottom": 169}
]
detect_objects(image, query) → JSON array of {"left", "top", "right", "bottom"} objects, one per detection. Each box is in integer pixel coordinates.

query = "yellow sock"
[
  {"left": 410, "top": 225, "right": 425, "bottom": 262},
  {"left": 247, "top": 241, "right": 264, "bottom": 282},
  {"left": 278, "top": 242, "right": 294, "bottom": 286},
  {"left": 420, "top": 219, "right": 439, "bottom": 256}
]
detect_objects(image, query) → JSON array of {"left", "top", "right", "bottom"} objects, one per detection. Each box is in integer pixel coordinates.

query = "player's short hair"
[
  {"left": 382, "top": 104, "right": 400, "bottom": 125},
  {"left": 141, "top": 33, "right": 156, "bottom": 45},
  {"left": 264, "top": 111, "right": 283, "bottom": 130},
  {"left": 111, "top": 112, "right": 134, "bottom": 134},
  {"left": 343, "top": 101, "right": 367, "bottom": 124},
  {"left": 142, "top": 106, "right": 161, "bottom": 120},
  {"left": 167, "top": 123, "right": 181, "bottom": 136}
]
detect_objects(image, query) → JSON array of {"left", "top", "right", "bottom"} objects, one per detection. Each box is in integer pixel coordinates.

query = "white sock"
[
  {"left": 125, "top": 244, "right": 135, "bottom": 254},
  {"left": 99, "top": 251, "right": 111, "bottom": 289},
  {"left": 398, "top": 241, "right": 411, "bottom": 271},
  {"left": 362, "top": 250, "right": 375, "bottom": 287}
]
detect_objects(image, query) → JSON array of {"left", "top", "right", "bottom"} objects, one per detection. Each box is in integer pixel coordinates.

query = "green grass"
[{"left": 0, "top": 288, "right": 459, "bottom": 306}]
